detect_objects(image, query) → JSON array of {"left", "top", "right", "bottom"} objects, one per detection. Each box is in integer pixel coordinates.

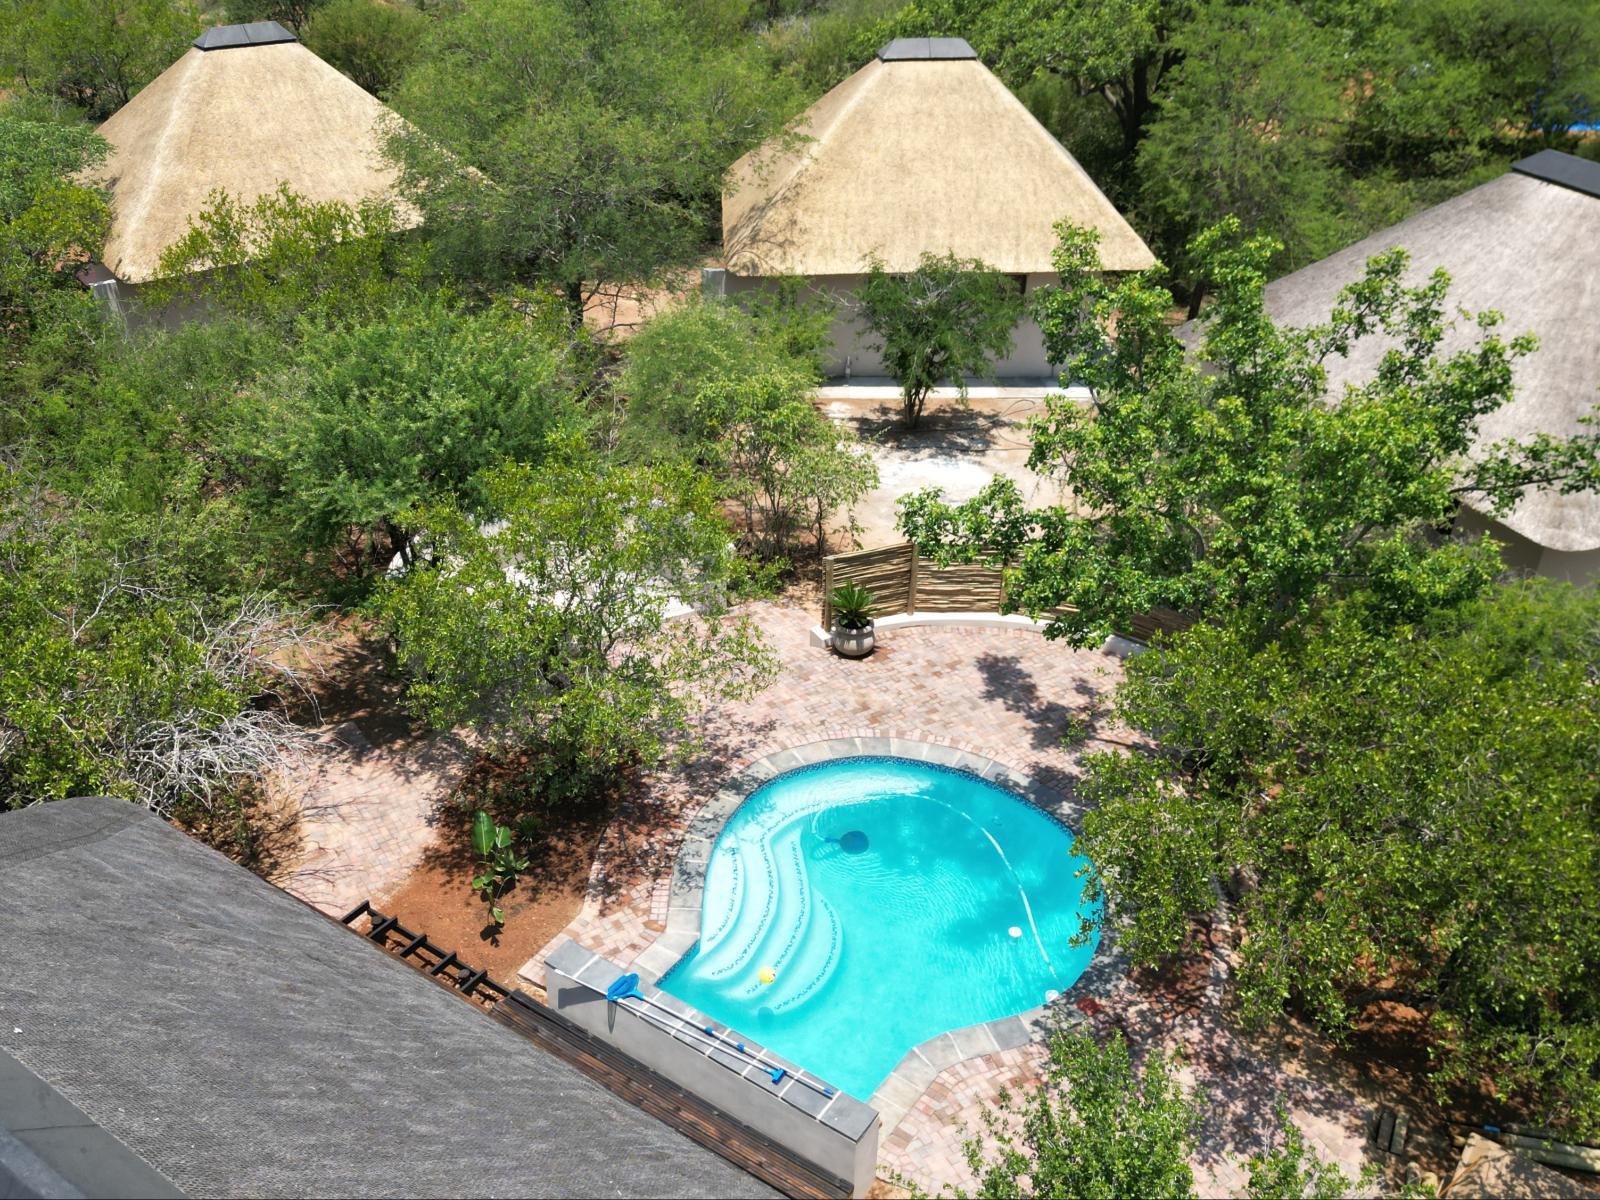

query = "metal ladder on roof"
[{"left": 339, "top": 899, "right": 510, "bottom": 1008}]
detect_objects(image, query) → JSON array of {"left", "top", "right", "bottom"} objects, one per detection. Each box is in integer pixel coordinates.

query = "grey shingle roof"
[{"left": 0, "top": 797, "right": 776, "bottom": 1200}]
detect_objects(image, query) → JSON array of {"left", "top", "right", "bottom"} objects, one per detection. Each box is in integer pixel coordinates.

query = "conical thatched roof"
[
  {"left": 88, "top": 22, "right": 416, "bottom": 284},
  {"left": 723, "top": 38, "right": 1154, "bottom": 278},
  {"left": 1184, "top": 151, "right": 1600, "bottom": 554}
]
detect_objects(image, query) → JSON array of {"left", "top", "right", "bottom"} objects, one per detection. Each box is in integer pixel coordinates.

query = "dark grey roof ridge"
[
  {"left": 193, "top": 21, "right": 297, "bottom": 51},
  {"left": 878, "top": 37, "right": 978, "bottom": 61},
  {"left": 0, "top": 797, "right": 777, "bottom": 1199},
  {"left": 1511, "top": 148, "right": 1600, "bottom": 201},
  {"left": 0, "top": 1046, "right": 184, "bottom": 1199}
]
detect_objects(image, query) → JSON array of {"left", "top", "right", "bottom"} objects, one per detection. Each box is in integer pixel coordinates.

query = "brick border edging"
[
  {"left": 807, "top": 614, "right": 1148, "bottom": 661},
  {"left": 624, "top": 735, "right": 1127, "bottom": 1131}
]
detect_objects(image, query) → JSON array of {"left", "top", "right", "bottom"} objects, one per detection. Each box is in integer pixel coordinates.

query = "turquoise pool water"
[{"left": 659, "top": 756, "right": 1101, "bottom": 1100}]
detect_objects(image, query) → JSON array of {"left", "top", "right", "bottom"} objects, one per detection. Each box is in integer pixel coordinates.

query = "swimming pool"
[{"left": 659, "top": 756, "right": 1101, "bottom": 1100}]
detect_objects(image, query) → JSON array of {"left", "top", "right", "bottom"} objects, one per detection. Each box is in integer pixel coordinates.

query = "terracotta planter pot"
[{"left": 832, "top": 620, "right": 875, "bottom": 658}]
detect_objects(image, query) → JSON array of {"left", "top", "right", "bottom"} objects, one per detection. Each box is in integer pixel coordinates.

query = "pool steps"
[{"left": 688, "top": 809, "right": 846, "bottom": 1012}]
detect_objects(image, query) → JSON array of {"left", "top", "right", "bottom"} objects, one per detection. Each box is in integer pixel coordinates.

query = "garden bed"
[{"left": 381, "top": 796, "right": 610, "bottom": 980}]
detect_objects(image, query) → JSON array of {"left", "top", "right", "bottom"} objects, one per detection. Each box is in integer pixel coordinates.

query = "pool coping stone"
[{"left": 627, "top": 736, "right": 1126, "bottom": 1133}]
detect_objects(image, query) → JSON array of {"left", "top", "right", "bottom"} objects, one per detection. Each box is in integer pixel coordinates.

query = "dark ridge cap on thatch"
[
  {"left": 878, "top": 37, "right": 977, "bottom": 61},
  {"left": 1511, "top": 149, "right": 1600, "bottom": 201},
  {"left": 193, "top": 21, "right": 296, "bottom": 51}
]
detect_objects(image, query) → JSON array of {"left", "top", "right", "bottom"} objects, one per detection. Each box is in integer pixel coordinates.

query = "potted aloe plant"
[{"left": 829, "top": 582, "right": 877, "bottom": 658}]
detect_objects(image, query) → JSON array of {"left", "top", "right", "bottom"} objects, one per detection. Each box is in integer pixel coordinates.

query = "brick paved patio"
[
  {"left": 282, "top": 599, "right": 1381, "bottom": 1195},
  {"left": 521, "top": 599, "right": 1382, "bottom": 1196},
  {"left": 274, "top": 720, "right": 471, "bottom": 917},
  {"left": 519, "top": 599, "right": 1131, "bottom": 980}
]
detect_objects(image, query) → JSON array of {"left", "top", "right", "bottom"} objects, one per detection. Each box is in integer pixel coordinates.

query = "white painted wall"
[{"left": 723, "top": 271, "right": 1062, "bottom": 381}]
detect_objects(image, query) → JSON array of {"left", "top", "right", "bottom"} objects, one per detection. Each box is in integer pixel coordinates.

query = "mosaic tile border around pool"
[{"left": 624, "top": 736, "right": 1128, "bottom": 1130}]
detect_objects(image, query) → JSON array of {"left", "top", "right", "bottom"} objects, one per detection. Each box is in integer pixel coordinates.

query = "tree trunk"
[
  {"left": 905, "top": 386, "right": 927, "bottom": 430},
  {"left": 562, "top": 279, "right": 585, "bottom": 325}
]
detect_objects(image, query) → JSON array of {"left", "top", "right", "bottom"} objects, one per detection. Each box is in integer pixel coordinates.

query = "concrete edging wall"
[
  {"left": 544, "top": 939, "right": 880, "bottom": 1197},
  {"left": 808, "top": 612, "right": 1146, "bottom": 660}
]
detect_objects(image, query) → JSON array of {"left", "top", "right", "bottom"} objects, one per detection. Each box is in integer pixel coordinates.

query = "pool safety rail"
[
  {"left": 545, "top": 938, "right": 881, "bottom": 1199},
  {"left": 340, "top": 904, "right": 851, "bottom": 1198},
  {"left": 490, "top": 992, "right": 854, "bottom": 1199},
  {"left": 339, "top": 899, "right": 509, "bottom": 1008},
  {"left": 605, "top": 972, "right": 839, "bottom": 1098}
]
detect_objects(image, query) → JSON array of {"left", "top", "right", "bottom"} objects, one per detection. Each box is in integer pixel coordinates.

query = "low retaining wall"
[
  {"left": 808, "top": 610, "right": 1145, "bottom": 659},
  {"left": 544, "top": 938, "right": 880, "bottom": 1198}
]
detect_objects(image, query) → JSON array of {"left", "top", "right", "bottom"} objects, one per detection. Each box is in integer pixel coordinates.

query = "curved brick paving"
[{"left": 520, "top": 599, "right": 1132, "bottom": 982}]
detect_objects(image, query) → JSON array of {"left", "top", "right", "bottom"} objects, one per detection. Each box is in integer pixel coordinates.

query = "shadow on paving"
[
  {"left": 580, "top": 710, "right": 780, "bottom": 907},
  {"left": 837, "top": 402, "right": 1028, "bottom": 460}
]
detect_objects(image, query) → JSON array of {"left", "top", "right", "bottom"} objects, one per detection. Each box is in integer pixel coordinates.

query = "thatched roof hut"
[
  {"left": 723, "top": 38, "right": 1154, "bottom": 278},
  {"left": 1443, "top": 1133, "right": 1591, "bottom": 1198},
  {"left": 87, "top": 21, "right": 416, "bottom": 284},
  {"left": 1206, "top": 150, "right": 1600, "bottom": 558}
]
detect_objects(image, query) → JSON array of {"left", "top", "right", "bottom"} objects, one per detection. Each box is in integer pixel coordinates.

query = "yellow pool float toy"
[{"left": 758, "top": 966, "right": 777, "bottom": 985}]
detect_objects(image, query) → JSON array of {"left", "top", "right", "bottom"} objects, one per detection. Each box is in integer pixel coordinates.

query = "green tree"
[
  {"left": 895, "top": 222, "right": 1600, "bottom": 645},
  {"left": 1137, "top": 2, "right": 1346, "bottom": 312},
  {"left": 383, "top": 0, "right": 801, "bottom": 317},
  {"left": 962, "top": 1028, "right": 1200, "bottom": 1199},
  {"left": 696, "top": 370, "right": 877, "bottom": 558},
  {"left": 238, "top": 296, "right": 583, "bottom": 583},
  {"left": 614, "top": 294, "right": 825, "bottom": 462},
  {"left": 0, "top": 0, "right": 199, "bottom": 118},
  {"left": 148, "top": 185, "right": 422, "bottom": 332},
  {"left": 757, "top": 0, "right": 902, "bottom": 93},
  {"left": 856, "top": 252, "right": 1022, "bottom": 429},
  {"left": 220, "top": 0, "right": 328, "bottom": 34},
  {"left": 1245, "top": 1109, "right": 1368, "bottom": 1200},
  {"left": 1077, "top": 581, "right": 1600, "bottom": 1133},
  {"left": 0, "top": 467, "right": 322, "bottom": 829},
  {"left": 872, "top": 0, "right": 1193, "bottom": 166},
  {"left": 371, "top": 456, "right": 778, "bottom": 806},
  {"left": 0, "top": 111, "right": 111, "bottom": 384},
  {"left": 6, "top": 315, "right": 272, "bottom": 509},
  {"left": 302, "top": 0, "right": 427, "bottom": 97},
  {"left": 1404, "top": 0, "right": 1600, "bottom": 143}
]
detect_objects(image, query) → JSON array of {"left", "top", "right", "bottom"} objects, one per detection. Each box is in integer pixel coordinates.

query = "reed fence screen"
[{"left": 820, "top": 542, "right": 1188, "bottom": 644}]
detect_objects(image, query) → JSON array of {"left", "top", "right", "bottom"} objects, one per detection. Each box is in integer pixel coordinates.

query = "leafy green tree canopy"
[
  {"left": 856, "top": 252, "right": 1022, "bottom": 429},
  {"left": 238, "top": 295, "right": 584, "bottom": 584},
  {"left": 1245, "top": 1108, "right": 1370, "bottom": 1200},
  {"left": 962, "top": 1028, "right": 1201, "bottom": 1199},
  {"left": 1078, "top": 580, "right": 1600, "bottom": 1133},
  {"left": 371, "top": 455, "right": 778, "bottom": 806},
  {"left": 0, "top": 466, "right": 320, "bottom": 828},
  {"left": 896, "top": 221, "right": 1600, "bottom": 645},
  {"left": 384, "top": 0, "right": 802, "bottom": 315},
  {"left": 302, "top": 0, "right": 427, "bottom": 97},
  {"left": 0, "top": 0, "right": 199, "bottom": 117},
  {"left": 148, "top": 185, "right": 423, "bottom": 332},
  {"left": 1136, "top": 1, "right": 1347, "bottom": 309},
  {"left": 615, "top": 292, "right": 827, "bottom": 462},
  {"left": 695, "top": 369, "right": 878, "bottom": 558},
  {"left": 0, "top": 111, "right": 110, "bottom": 379},
  {"left": 220, "top": 0, "right": 327, "bottom": 34}
]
